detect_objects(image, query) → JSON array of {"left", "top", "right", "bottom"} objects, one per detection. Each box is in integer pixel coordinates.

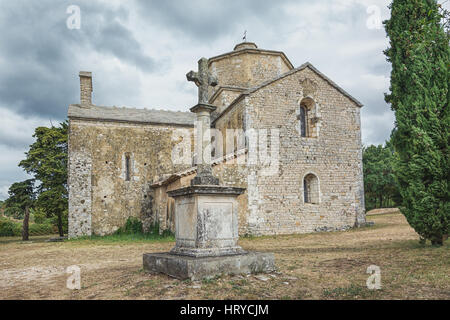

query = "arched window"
[
  {"left": 299, "top": 97, "right": 319, "bottom": 138},
  {"left": 299, "top": 105, "right": 308, "bottom": 137},
  {"left": 303, "top": 173, "right": 319, "bottom": 204}
]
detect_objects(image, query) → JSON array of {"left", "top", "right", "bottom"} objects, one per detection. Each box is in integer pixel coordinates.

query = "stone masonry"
[{"left": 68, "top": 42, "right": 366, "bottom": 238}]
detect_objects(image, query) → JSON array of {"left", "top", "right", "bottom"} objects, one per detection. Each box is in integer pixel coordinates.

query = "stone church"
[{"left": 68, "top": 42, "right": 366, "bottom": 239}]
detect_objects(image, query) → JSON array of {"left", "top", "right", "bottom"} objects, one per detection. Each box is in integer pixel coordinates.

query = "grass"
[
  {"left": 67, "top": 232, "right": 175, "bottom": 244},
  {"left": 0, "top": 210, "right": 448, "bottom": 300},
  {"left": 322, "top": 284, "right": 381, "bottom": 299}
]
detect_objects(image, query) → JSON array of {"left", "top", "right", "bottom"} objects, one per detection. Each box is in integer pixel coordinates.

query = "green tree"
[
  {"left": 4, "top": 180, "right": 35, "bottom": 216},
  {"left": 19, "top": 122, "right": 68, "bottom": 237},
  {"left": 4, "top": 179, "right": 36, "bottom": 240},
  {"left": 363, "top": 141, "right": 400, "bottom": 210},
  {"left": 384, "top": 0, "right": 449, "bottom": 245}
]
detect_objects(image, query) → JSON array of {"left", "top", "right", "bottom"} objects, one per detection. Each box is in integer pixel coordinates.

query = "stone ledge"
[
  {"left": 143, "top": 252, "right": 276, "bottom": 280},
  {"left": 167, "top": 185, "right": 245, "bottom": 197},
  {"left": 170, "top": 246, "right": 246, "bottom": 258}
]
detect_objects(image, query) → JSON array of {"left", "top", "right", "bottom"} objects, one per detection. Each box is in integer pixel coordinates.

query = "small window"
[
  {"left": 303, "top": 173, "right": 319, "bottom": 204},
  {"left": 300, "top": 105, "right": 308, "bottom": 137},
  {"left": 125, "top": 153, "right": 131, "bottom": 181}
]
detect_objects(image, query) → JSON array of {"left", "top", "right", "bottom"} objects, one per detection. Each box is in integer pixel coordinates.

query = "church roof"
[
  {"left": 212, "top": 62, "right": 364, "bottom": 125},
  {"left": 68, "top": 104, "right": 195, "bottom": 126},
  {"left": 246, "top": 62, "right": 364, "bottom": 107}
]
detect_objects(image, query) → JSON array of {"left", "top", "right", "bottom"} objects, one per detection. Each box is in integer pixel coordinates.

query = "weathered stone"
[
  {"left": 189, "top": 103, "right": 219, "bottom": 186},
  {"left": 68, "top": 42, "right": 366, "bottom": 239},
  {"left": 187, "top": 58, "right": 218, "bottom": 105},
  {"left": 79, "top": 71, "right": 93, "bottom": 106},
  {"left": 67, "top": 115, "right": 194, "bottom": 238},
  {"left": 143, "top": 252, "right": 276, "bottom": 281},
  {"left": 167, "top": 185, "right": 245, "bottom": 258}
]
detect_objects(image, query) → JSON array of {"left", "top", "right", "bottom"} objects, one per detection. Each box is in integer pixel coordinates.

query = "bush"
[
  {"left": 115, "top": 217, "right": 143, "bottom": 235},
  {"left": 114, "top": 217, "right": 174, "bottom": 237},
  {"left": 29, "top": 223, "right": 54, "bottom": 236},
  {"left": 0, "top": 216, "right": 55, "bottom": 237},
  {"left": 146, "top": 221, "right": 174, "bottom": 237},
  {"left": 0, "top": 219, "right": 17, "bottom": 236}
]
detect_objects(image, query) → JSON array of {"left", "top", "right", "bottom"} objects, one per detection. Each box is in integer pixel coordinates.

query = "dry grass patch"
[{"left": 0, "top": 211, "right": 448, "bottom": 300}]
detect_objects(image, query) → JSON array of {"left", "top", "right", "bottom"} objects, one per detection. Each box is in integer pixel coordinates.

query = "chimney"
[{"left": 79, "top": 71, "right": 93, "bottom": 105}]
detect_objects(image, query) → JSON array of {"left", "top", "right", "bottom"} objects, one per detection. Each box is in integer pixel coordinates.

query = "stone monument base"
[{"left": 143, "top": 252, "right": 276, "bottom": 281}]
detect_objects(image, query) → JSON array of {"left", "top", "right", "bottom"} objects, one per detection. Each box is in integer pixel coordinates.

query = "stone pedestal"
[
  {"left": 143, "top": 185, "right": 276, "bottom": 280},
  {"left": 143, "top": 252, "right": 275, "bottom": 281},
  {"left": 169, "top": 185, "right": 246, "bottom": 257}
]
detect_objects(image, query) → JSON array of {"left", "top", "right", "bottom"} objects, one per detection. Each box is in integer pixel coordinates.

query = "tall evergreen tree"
[{"left": 384, "top": 0, "right": 449, "bottom": 245}]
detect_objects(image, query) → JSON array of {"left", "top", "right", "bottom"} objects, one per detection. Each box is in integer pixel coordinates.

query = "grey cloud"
[
  {"left": 0, "top": 0, "right": 158, "bottom": 119},
  {"left": 134, "top": 0, "right": 298, "bottom": 42}
]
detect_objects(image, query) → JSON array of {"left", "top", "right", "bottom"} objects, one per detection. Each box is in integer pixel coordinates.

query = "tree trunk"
[
  {"left": 57, "top": 211, "right": 64, "bottom": 237},
  {"left": 22, "top": 206, "right": 29, "bottom": 241}
]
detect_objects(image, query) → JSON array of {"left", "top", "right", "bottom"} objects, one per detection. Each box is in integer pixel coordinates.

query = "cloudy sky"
[{"left": 1, "top": 0, "right": 446, "bottom": 200}]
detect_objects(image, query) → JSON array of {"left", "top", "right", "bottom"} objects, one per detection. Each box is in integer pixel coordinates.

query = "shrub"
[
  {"left": 0, "top": 219, "right": 16, "bottom": 236},
  {"left": 147, "top": 221, "right": 174, "bottom": 237},
  {"left": 0, "top": 216, "right": 55, "bottom": 237},
  {"left": 115, "top": 217, "right": 143, "bottom": 235},
  {"left": 29, "top": 223, "right": 54, "bottom": 236}
]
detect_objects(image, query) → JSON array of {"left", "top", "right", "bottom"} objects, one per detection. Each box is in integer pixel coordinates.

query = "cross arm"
[{"left": 186, "top": 71, "right": 201, "bottom": 87}]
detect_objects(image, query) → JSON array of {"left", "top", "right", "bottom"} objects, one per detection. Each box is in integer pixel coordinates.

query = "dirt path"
[{"left": 0, "top": 211, "right": 448, "bottom": 300}]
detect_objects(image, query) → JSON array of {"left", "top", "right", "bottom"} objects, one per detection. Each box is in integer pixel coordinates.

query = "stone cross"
[
  {"left": 187, "top": 58, "right": 218, "bottom": 104},
  {"left": 186, "top": 58, "right": 219, "bottom": 186}
]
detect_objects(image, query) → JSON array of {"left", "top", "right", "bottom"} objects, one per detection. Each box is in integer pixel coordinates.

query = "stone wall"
[
  {"left": 68, "top": 118, "right": 193, "bottom": 238},
  {"left": 210, "top": 88, "right": 244, "bottom": 116},
  {"left": 151, "top": 67, "right": 365, "bottom": 237},
  {"left": 208, "top": 47, "right": 292, "bottom": 99},
  {"left": 213, "top": 98, "right": 246, "bottom": 157},
  {"left": 243, "top": 66, "right": 365, "bottom": 235}
]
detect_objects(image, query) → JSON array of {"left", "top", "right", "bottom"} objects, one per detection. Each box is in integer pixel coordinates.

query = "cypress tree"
[{"left": 384, "top": 0, "right": 449, "bottom": 245}]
